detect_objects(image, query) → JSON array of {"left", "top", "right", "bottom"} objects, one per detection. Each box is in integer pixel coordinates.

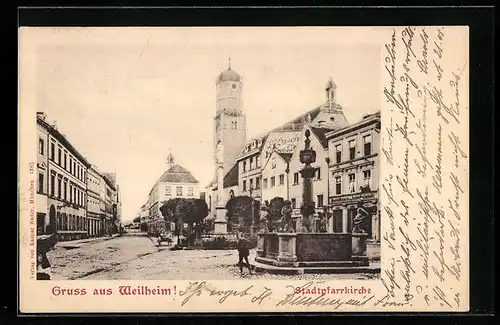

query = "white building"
[
  {"left": 148, "top": 153, "right": 200, "bottom": 234},
  {"left": 261, "top": 151, "right": 292, "bottom": 204},
  {"left": 86, "top": 165, "right": 102, "bottom": 237}
]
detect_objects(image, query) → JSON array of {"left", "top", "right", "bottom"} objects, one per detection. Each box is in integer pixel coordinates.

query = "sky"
[{"left": 34, "top": 27, "right": 382, "bottom": 223}]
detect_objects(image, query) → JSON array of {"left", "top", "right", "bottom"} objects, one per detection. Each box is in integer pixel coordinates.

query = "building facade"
[
  {"left": 103, "top": 175, "right": 117, "bottom": 235},
  {"left": 147, "top": 155, "right": 201, "bottom": 234},
  {"left": 325, "top": 112, "right": 381, "bottom": 240},
  {"left": 36, "top": 112, "right": 90, "bottom": 241},
  {"left": 261, "top": 151, "right": 292, "bottom": 204},
  {"left": 86, "top": 165, "right": 102, "bottom": 237}
]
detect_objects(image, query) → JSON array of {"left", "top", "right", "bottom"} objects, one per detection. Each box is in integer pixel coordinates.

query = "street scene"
[
  {"left": 35, "top": 28, "right": 382, "bottom": 280},
  {"left": 48, "top": 229, "right": 379, "bottom": 280}
]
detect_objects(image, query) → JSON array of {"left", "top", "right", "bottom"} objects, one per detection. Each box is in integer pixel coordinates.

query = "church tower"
[
  {"left": 214, "top": 59, "right": 247, "bottom": 175},
  {"left": 311, "top": 76, "right": 350, "bottom": 129}
]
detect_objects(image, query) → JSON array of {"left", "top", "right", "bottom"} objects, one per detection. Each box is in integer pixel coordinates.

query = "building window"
[
  {"left": 69, "top": 184, "right": 73, "bottom": 202},
  {"left": 243, "top": 161, "right": 246, "bottom": 172},
  {"left": 293, "top": 172, "right": 299, "bottom": 185},
  {"left": 250, "top": 158, "right": 254, "bottom": 170},
  {"left": 69, "top": 158, "right": 73, "bottom": 173},
  {"left": 57, "top": 148, "right": 62, "bottom": 165},
  {"left": 50, "top": 174, "right": 55, "bottom": 196},
  {"left": 176, "top": 186, "right": 183, "bottom": 196},
  {"left": 39, "top": 138, "right": 44, "bottom": 155},
  {"left": 38, "top": 173, "right": 44, "bottom": 194},
  {"left": 243, "top": 180, "right": 247, "bottom": 191},
  {"left": 255, "top": 177, "right": 260, "bottom": 189},
  {"left": 363, "top": 170, "right": 372, "bottom": 187},
  {"left": 317, "top": 195, "right": 324, "bottom": 207},
  {"left": 349, "top": 140, "right": 356, "bottom": 160},
  {"left": 57, "top": 178, "right": 62, "bottom": 199},
  {"left": 279, "top": 174, "right": 284, "bottom": 185},
  {"left": 348, "top": 173, "right": 356, "bottom": 193},
  {"left": 187, "top": 187, "right": 194, "bottom": 197},
  {"left": 335, "top": 144, "right": 342, "bottom": 163},
  {"left": 165, "top": 186, "right": 171, "bottom": 196},
  {"left": 315, "top": 168, "right": 321, "bottom": 180},
  {"left": 64, "top": 152, "right": 67, "bottom": 169},
  {"left": 63, "top": 181, "right": 67, "bottom": 201},
  {"left": 291, "top": 198, "right": 297, "bottom": 209},
  {"left": 335, "top": 176, "right": 341, "bottom": 195},
  {"left": 364, "top": 134, "right": 372, "bottom": 156},
  {"left": 271, "top": 158, "right": 276, "bottom": 169},
  {"left": 50, "top": 143, "right": 55, "bottom": 161},
  {"left": 256, "top": 156, "right": 260, "bottom": 168},
  {"left": 249, "top": 178, "right": 254, "bottom": 190},
  {"left": 263, "top": 178, "right": 268, "bottom": 189},
  {"left": 270, "top": 176, "right": 276, "bottom": 187},
  {"left": 74, "top": 187, "right": 77, "bottom": 204},
  {"left": 73, "top": 162, "right": 76, "bottom": 176}
]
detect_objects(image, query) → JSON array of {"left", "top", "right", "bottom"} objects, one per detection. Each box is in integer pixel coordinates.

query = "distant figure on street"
[{"left": 236, "top": 232, "right": 252, "bottom": 276}]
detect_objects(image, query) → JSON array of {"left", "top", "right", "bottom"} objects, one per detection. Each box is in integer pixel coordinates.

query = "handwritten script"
[{"left": 381, "top": 26, "right": 468, "bottom": 310}]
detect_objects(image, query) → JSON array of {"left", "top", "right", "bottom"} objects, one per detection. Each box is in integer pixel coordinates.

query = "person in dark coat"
[
  {"left": 37, "top": 225, "right": 58, "bottom": 280},
  {"left": 236, "top": 232, "right": 252, "bottom": 275}
]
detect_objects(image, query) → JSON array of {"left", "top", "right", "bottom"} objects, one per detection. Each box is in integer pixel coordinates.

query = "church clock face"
[{"left": 231, "top": 83, "right": 238, "bottom": 90}]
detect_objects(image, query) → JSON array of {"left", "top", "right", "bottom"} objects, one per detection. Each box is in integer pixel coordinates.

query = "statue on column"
[
  {"left": 258, "top": 206, "right": 269, "bottom": 233},
  {"left": 280, "top": 200, "right": 293, "bottom": 233},
  {"left": 352, "top": 205, "right": 369, "bottom": 234}
]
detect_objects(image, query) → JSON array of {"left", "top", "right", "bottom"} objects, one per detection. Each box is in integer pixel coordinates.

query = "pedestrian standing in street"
[{"left": 236, "top": 232, "right": 252, "bottom": 276}]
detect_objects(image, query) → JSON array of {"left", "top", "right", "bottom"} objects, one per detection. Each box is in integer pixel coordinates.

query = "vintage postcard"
[{"left": 18, "top": 26, "right": 469, "bottom": 313}]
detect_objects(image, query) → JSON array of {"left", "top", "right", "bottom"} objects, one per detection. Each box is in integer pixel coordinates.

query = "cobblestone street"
[{"left": 47, "top": 231, "right": 380, "bottom": 281}]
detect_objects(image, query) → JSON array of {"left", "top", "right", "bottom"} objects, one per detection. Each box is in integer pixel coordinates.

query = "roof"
[
  {"left": 270, "top": 106, "right": 322, "bottom": 132},
  {"left": 309, "top": 127, "right": 337, "bottom": 149},
  {"left": 36, "top": 113, "right": 91, "bottom": 167},
  {"left": 223, "top": 163, "right": 239, "bottom": 188},
  {"left": 103, "top": 174, "right": 116, "bottom": 191},
  {"left": 277, "top": 152, "right": 293, "bottom": 163},
  {"left": 157, "top": 164, "right": 199, "bottom": 184},
  {"left": 325, "top": 110, "right": 381, "bottom": 139},
  {"left": 216, "top": 67, "right": 242, "bottom": 83}
]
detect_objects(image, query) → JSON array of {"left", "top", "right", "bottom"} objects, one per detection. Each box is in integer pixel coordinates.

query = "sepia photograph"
[
  {"left": 19, "top": 23, "right": 471, "bottom": 313},
  {"left": 33, "top": 27, "right": 381, "bottom": 281}
]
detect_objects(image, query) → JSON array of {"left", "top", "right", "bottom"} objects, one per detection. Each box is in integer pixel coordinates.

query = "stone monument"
[
  {"left": 214, "top": 142, "right": 228, "bottom": 235},
  {"left": 253, "top": 129, "right": 375, "bottom": 275}
]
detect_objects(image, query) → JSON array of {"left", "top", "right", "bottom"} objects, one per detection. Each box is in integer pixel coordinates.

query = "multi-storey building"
[
  {"left": 147, "top": 154, "right": 200, "bottom": 234},
  {"left": 325, "top": 111, "right": 381, "bottom": 240},
  {"left": 99, "top": 172, "right": 107, "bottom": 235},
  {"left": 103, "top": 174, "right": 117, "bottom": 235},
  {"left": 86, "top": 165, "right": 102, "bottom": 237},
  {"left": 261, "top": 151, "right": 292, "bottom": 204},
  {"left": 36, "top": 112, "right": 90, "bottom": 241},
  {"left": 103, "top": 172, "right": 122, "bottom": 233}
]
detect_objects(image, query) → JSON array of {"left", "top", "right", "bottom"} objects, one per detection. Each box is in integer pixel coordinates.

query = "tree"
[
  {"left": 159, "top": 198, "right": 209, "bottom": 245},
  {"left": 225, "top": 195, "right": 258, "bottom": 233},
  {"left": 267, "top": 197, "right": 286, "bottom": 224}
]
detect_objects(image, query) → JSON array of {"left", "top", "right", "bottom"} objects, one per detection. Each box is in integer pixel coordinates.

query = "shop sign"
[{"left": 328, "top": 191, "right": 377, "bottom": 205}]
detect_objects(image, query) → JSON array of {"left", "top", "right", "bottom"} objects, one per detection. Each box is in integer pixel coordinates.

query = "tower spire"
[
  {"left": 166, "top": 148, "right": 175, "bottom": 167},
  {"left": 228, "top": 57, "right": 231, "bottom": 70}
]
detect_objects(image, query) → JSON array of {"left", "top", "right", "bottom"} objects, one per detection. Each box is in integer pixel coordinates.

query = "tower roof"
[
  {"left": 157, "top": 164, "right": 199, "bottom": 184},
  {"left": 216, "top": 58, "right": 242, "bottom": 83}
]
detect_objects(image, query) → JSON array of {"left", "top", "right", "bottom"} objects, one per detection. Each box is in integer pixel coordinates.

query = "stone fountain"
[{"left": 253, "top": 130, "right": 377, "bottom": 275}]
